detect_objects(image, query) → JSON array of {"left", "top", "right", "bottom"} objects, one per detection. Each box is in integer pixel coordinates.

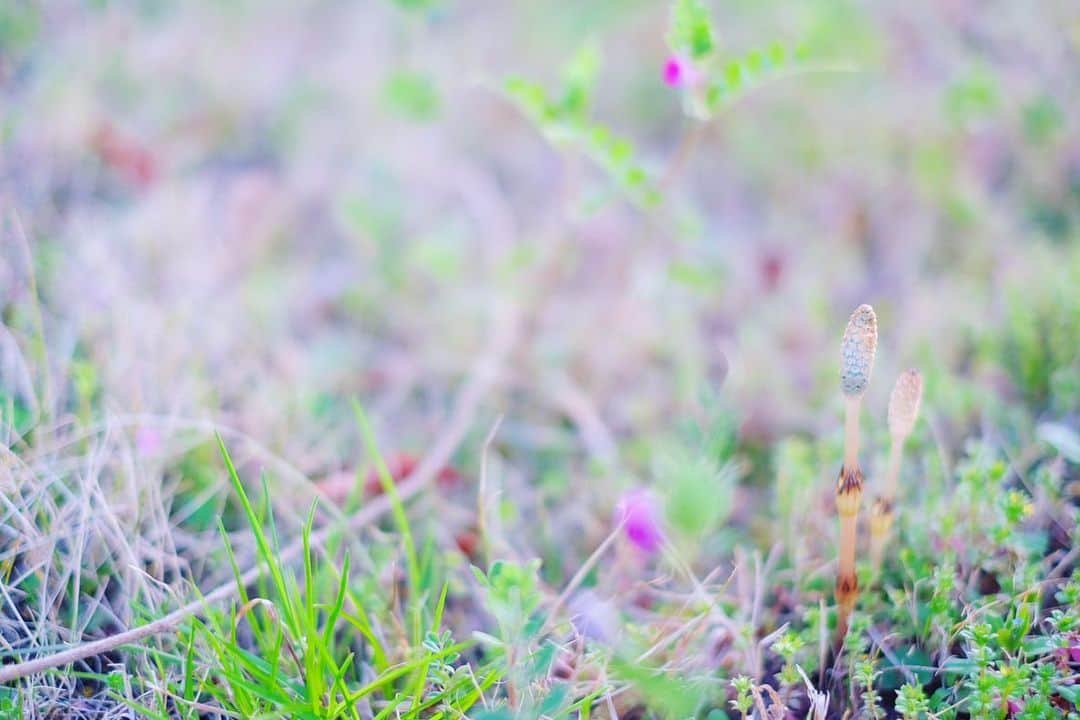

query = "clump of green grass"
[{"left": 120, "top": 436, "right": 498, "bottom": 720}]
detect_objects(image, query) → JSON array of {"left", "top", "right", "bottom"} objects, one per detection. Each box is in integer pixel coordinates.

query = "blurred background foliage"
[{"left": 2, "top": 0, "right": 1078, "bottom": 550}]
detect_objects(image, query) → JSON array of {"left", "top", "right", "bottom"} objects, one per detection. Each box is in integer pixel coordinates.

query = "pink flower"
[
  {"left": 664, "top": 54, "right": 703, "bottom": 90},
  {"left": 664, "top": 56, "right": 685, "bottom": 86},
  {"left": 666, "top": 53, "right": 705, "bottom": 87},
  {"left": 615, "top": 488, "right": 664, "bottom": 554}
]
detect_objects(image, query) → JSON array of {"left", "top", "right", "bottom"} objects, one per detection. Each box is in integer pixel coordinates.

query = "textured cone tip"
[
  {"left": 888, "top": 369, "right": 924, "bottom": 438},
  {"left": 841, "top": 304, "right": 878, "bottom": 396}
]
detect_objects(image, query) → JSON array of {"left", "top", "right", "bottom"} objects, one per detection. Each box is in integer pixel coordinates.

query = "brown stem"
[
  {"left": 835, "top": 570, "right": 858, "bottom": 643},
  {"left": 835, "top": 463, "right": 863, "bottom": 646},
  {"left": 836, "top": 391, "right": 865, "bottom": 642},
  {"left": 870, "top": 432, "right": 909, "bottom": 577},
  {"left": 836, "top": 582, "right": 858, "bottom": 645},
  {"left": 869, "top": 498, "right": 893, "bottom": 576},
  {"left": 843, "top": 395, "right": 862, "bottom": 470},
  {"left": 839, "top": 513, "right": 857, "bottom": 578},
  {"left": 882, "top": 439, "right": 902, "bottom": 504}
]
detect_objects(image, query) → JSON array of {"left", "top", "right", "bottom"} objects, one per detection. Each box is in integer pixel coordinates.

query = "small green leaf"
[
  {"left": 723, "top": 61, "right": 744, "bottom": 91},
  {"left": 623, "top": 166, "right": 647, "bottom": 187},
  {"left": 766, "top": 41, "right": 787, "bottom": 67},
  {"left": 668, "top": 261, "right": 712, "bottom": 291},
  {"left": 391, "top": 0, "right": 435, "bottom": 10},
  {"left": 611, "top": 656, "right": 702, "bottom": 718},
  {"left": 505, "top": 76, "right": 550, "bottom": 119},
  {"left": 944, "top": 68, "right": 999, "bottom": 123},
  {"left": 941, "top": 656, "right": 979, "bottom": 677},
  {"left": 527, "top": 642, "right": 558, "bottom": 681},
  {"left": 1022, "top": 95, "right": 1064, "bottom": 144},
  {"left": 744, "top": 48, "right": 764, "bottom": 74},
  {"left": 608, "top": 137, "right": 632, "bottom": 165},
  {"left": 382, "top": 70, "right": 440, "bottom": 122},
  {"left": 472, "top": 711, "right": 515, "bottom": 720},
  {"left": 668, "top": 0, "right": 715, "bottom": 59},
  {"left": 560, "top": 42, "right": 600, "bottom": 118},
  {"left": 879, "top": 646, "right": 933, "bottom": 690},
  {"left": 1056, "top": 684, "right": 1080, "bottom": 706},
  {"left": 1021, "top": 635, "right": 1057, "bottom": 657},
  {"left": 537, "top": 682, "right": 570, "bottom": 715}
]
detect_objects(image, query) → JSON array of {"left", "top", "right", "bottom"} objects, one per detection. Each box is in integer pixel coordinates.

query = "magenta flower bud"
[
  {"left": 663, "top": 54, "right": 701, "bottom": 88},
  {"left": 663, "top": 55, "right": 685, "bottom": 86},
  {"left": 615, "top": 488, "right": 664, "bottom": 554}
]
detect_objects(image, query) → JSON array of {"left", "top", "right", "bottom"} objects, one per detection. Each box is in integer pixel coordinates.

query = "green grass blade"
[{"left": 351, "top": 399, "right": 421, "bottom": 598}]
